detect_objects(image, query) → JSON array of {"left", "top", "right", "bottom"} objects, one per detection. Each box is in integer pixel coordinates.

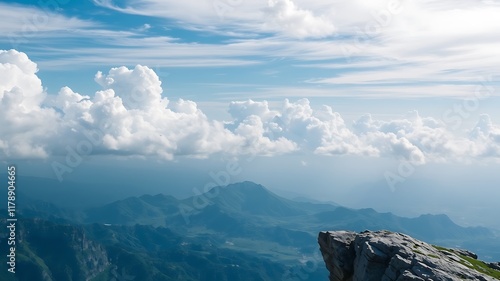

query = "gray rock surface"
[
  {"left": 318, "top": 230, "right": 500, "bottom": 281},
  {"left": 489, "top": 262, "right": 500, "bottom": 271}
]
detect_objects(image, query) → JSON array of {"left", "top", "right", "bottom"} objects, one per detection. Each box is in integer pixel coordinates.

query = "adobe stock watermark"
[
  {"left": 178, "top": 153, "right": 256, "bottom": 225},
  {"left": 110, "top": 265, "right": 135, "bottom": 281},
  {"left": 122, "top": 84, "right": 152, "bottom": 109},
  {"left": 281, "top": 249, "right": 325, "bottom": 281},
  {"left": 6, "top": 165, "right": 17, "bottom": 274},
  {"left": 442, "top": 75, "right": 496, "bottom": 131},
  {"left": 176, "top": 124, "right": 282, "bottom": 225},
  {"left": 51, "top": 122, "right": 104, "bottom": 182},
  {"left": 384, "top": 153, "right": 424, "bottom": 192},
  {"left": 9, "top": 0, "right": 71, "bottom": 49},
  {"left": 175, "top": 117, "right": 298, "bottom": 225},
  {"left": 213, "top": 0, "right": 245, "bottom": 20},
  {"left": 384, "top": 75, "right": 497, "bottom": 191},
  {"left": 51, "top": 84, "right": 154, "bottom": 182},
  {"left": 340, "top": 0, "right": 405, "bottom": 62}
]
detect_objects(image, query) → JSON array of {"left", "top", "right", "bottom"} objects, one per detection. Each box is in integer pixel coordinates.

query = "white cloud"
[
  {"left": 0, "top": 50, "right": 293, "bottom": 160},
  {"left": 229, "top": 100, "right": 279, "bottom": 123},
  {"left": 264, "top": 0, "right": 336, "bottom": 38},
  {"left": 352, "top": 111, "right": 479, "bottom": 163},
  {"left": 54, "top": 66, "right": 246, "bottom": 159},
  {"left": 94, "top": 0, "right": 336, "bottom": 38},
  {"left": 234, "top": 115, "right": 298, "bottom": 155},
  {"left": 0, "top": 2, "right": 95, "bottom": 44},
  {"left": 470, "top": 114, "right": 500, "bottom": 157},
  {"left": 227, "top": 98, "right": 371, "bottom": 155},
  {"left": 0, "top": 50, "right": 60, "bottom": 158},
  {"left": 1, "top": 49, "right": 500, "bottom": 165},
  {"left": 0, "top": 49, "right": 45, "bottom": 109},
  {"left": 303, "top": 0, "right": 500, "bottom": 94},
  {"left": 1, "top": 0, "right": 498, "bottom": 101},
  {"left": 135, "top": 24, "right": 151, "bottom": 32},
  {"left": 94, "top": 65, "right": 165, "bottom": 110}
]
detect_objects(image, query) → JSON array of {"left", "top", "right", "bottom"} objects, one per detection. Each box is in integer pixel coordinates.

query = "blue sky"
[
  {"left": 1, "top": 0, "right": 500, "bottom": 228},
  {"left": 3, "top": 0, "right": 500, "bottom": 103}
]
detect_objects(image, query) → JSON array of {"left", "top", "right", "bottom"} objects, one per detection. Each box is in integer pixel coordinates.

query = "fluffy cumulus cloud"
[
  {"left": 2, "top": 50, "right": 500, "bottom": 165},
  {"left": 0, "top": 50, "right": 60, "bottom": 158},
  {"left": 48, "top": 66, "right": 246, "bottom": 160},
  {"left": 227, "top": 99, "right": 367, "bottom": 155},
  {"left": 0, "top": 50, "right": 291, "bottom": 160},
  {"left": 469, "top": 114, "right": 500, "bottom": 157},
  {"left": 352, "top": 111, "right": 474, "bottom": 164}
]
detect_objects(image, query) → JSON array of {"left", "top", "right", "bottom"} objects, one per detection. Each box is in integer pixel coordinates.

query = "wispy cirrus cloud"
[
  {"left": 93, "top": 0, "right": 337, "bottom": 38},
  {"left": 1, "top": 0, "right": 500, "bottom": 99},
  {"left": 0, "top": 2, "right": 95, "bottom": 34}
]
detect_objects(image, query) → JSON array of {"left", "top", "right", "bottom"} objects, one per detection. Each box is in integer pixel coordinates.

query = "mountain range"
[{"left": 1, "top": 181, "right": 499, "bottom": 280}]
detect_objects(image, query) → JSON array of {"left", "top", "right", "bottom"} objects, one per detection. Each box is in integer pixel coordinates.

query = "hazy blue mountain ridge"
[{"left": 3, "top": 181, "right": 499, "bottom": 281}]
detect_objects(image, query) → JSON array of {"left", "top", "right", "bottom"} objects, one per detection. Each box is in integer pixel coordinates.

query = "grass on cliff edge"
[{"left": 432, "top": 245, "right": 500, "bottom": 279}]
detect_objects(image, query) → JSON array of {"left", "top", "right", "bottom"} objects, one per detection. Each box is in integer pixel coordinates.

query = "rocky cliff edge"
[{"left": 318, "top": 230, "right": 500, "bottom": 281}]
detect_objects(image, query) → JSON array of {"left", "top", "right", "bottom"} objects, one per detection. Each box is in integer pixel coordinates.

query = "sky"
[{"left": 1, "top": 0, "right": 500, "bottom": 228}]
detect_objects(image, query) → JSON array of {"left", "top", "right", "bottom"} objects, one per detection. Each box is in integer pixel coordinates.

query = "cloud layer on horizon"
[{"left": 1, "top": 49, "right": 500, "bottom": 164}]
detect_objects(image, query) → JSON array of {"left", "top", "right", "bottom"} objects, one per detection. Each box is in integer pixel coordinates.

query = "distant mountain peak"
[
  {"left": 139, "top": 193, "right": 177, "bottom": 203},
  {"left": 207, "top": 181, "right": 304, "bottom": 217},
  {"left": 223, "top": 181, "right": 267, "bottom": 190}
]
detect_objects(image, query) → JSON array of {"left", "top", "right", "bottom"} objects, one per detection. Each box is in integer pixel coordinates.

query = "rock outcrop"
[
  {"left": 10, "top": 218, "right": 110, "bottom": 281},
  {"left": 318, "top": 230, "right": 500, "bottom": 281}
]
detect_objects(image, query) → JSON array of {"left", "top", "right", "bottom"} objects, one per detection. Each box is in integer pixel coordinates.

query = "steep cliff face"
[
  {"left": 1, "top": 218, "right": 109, "bottom": 281},
  {"left": 318, "top": 230, "right": 500, "bottom": 281}
]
